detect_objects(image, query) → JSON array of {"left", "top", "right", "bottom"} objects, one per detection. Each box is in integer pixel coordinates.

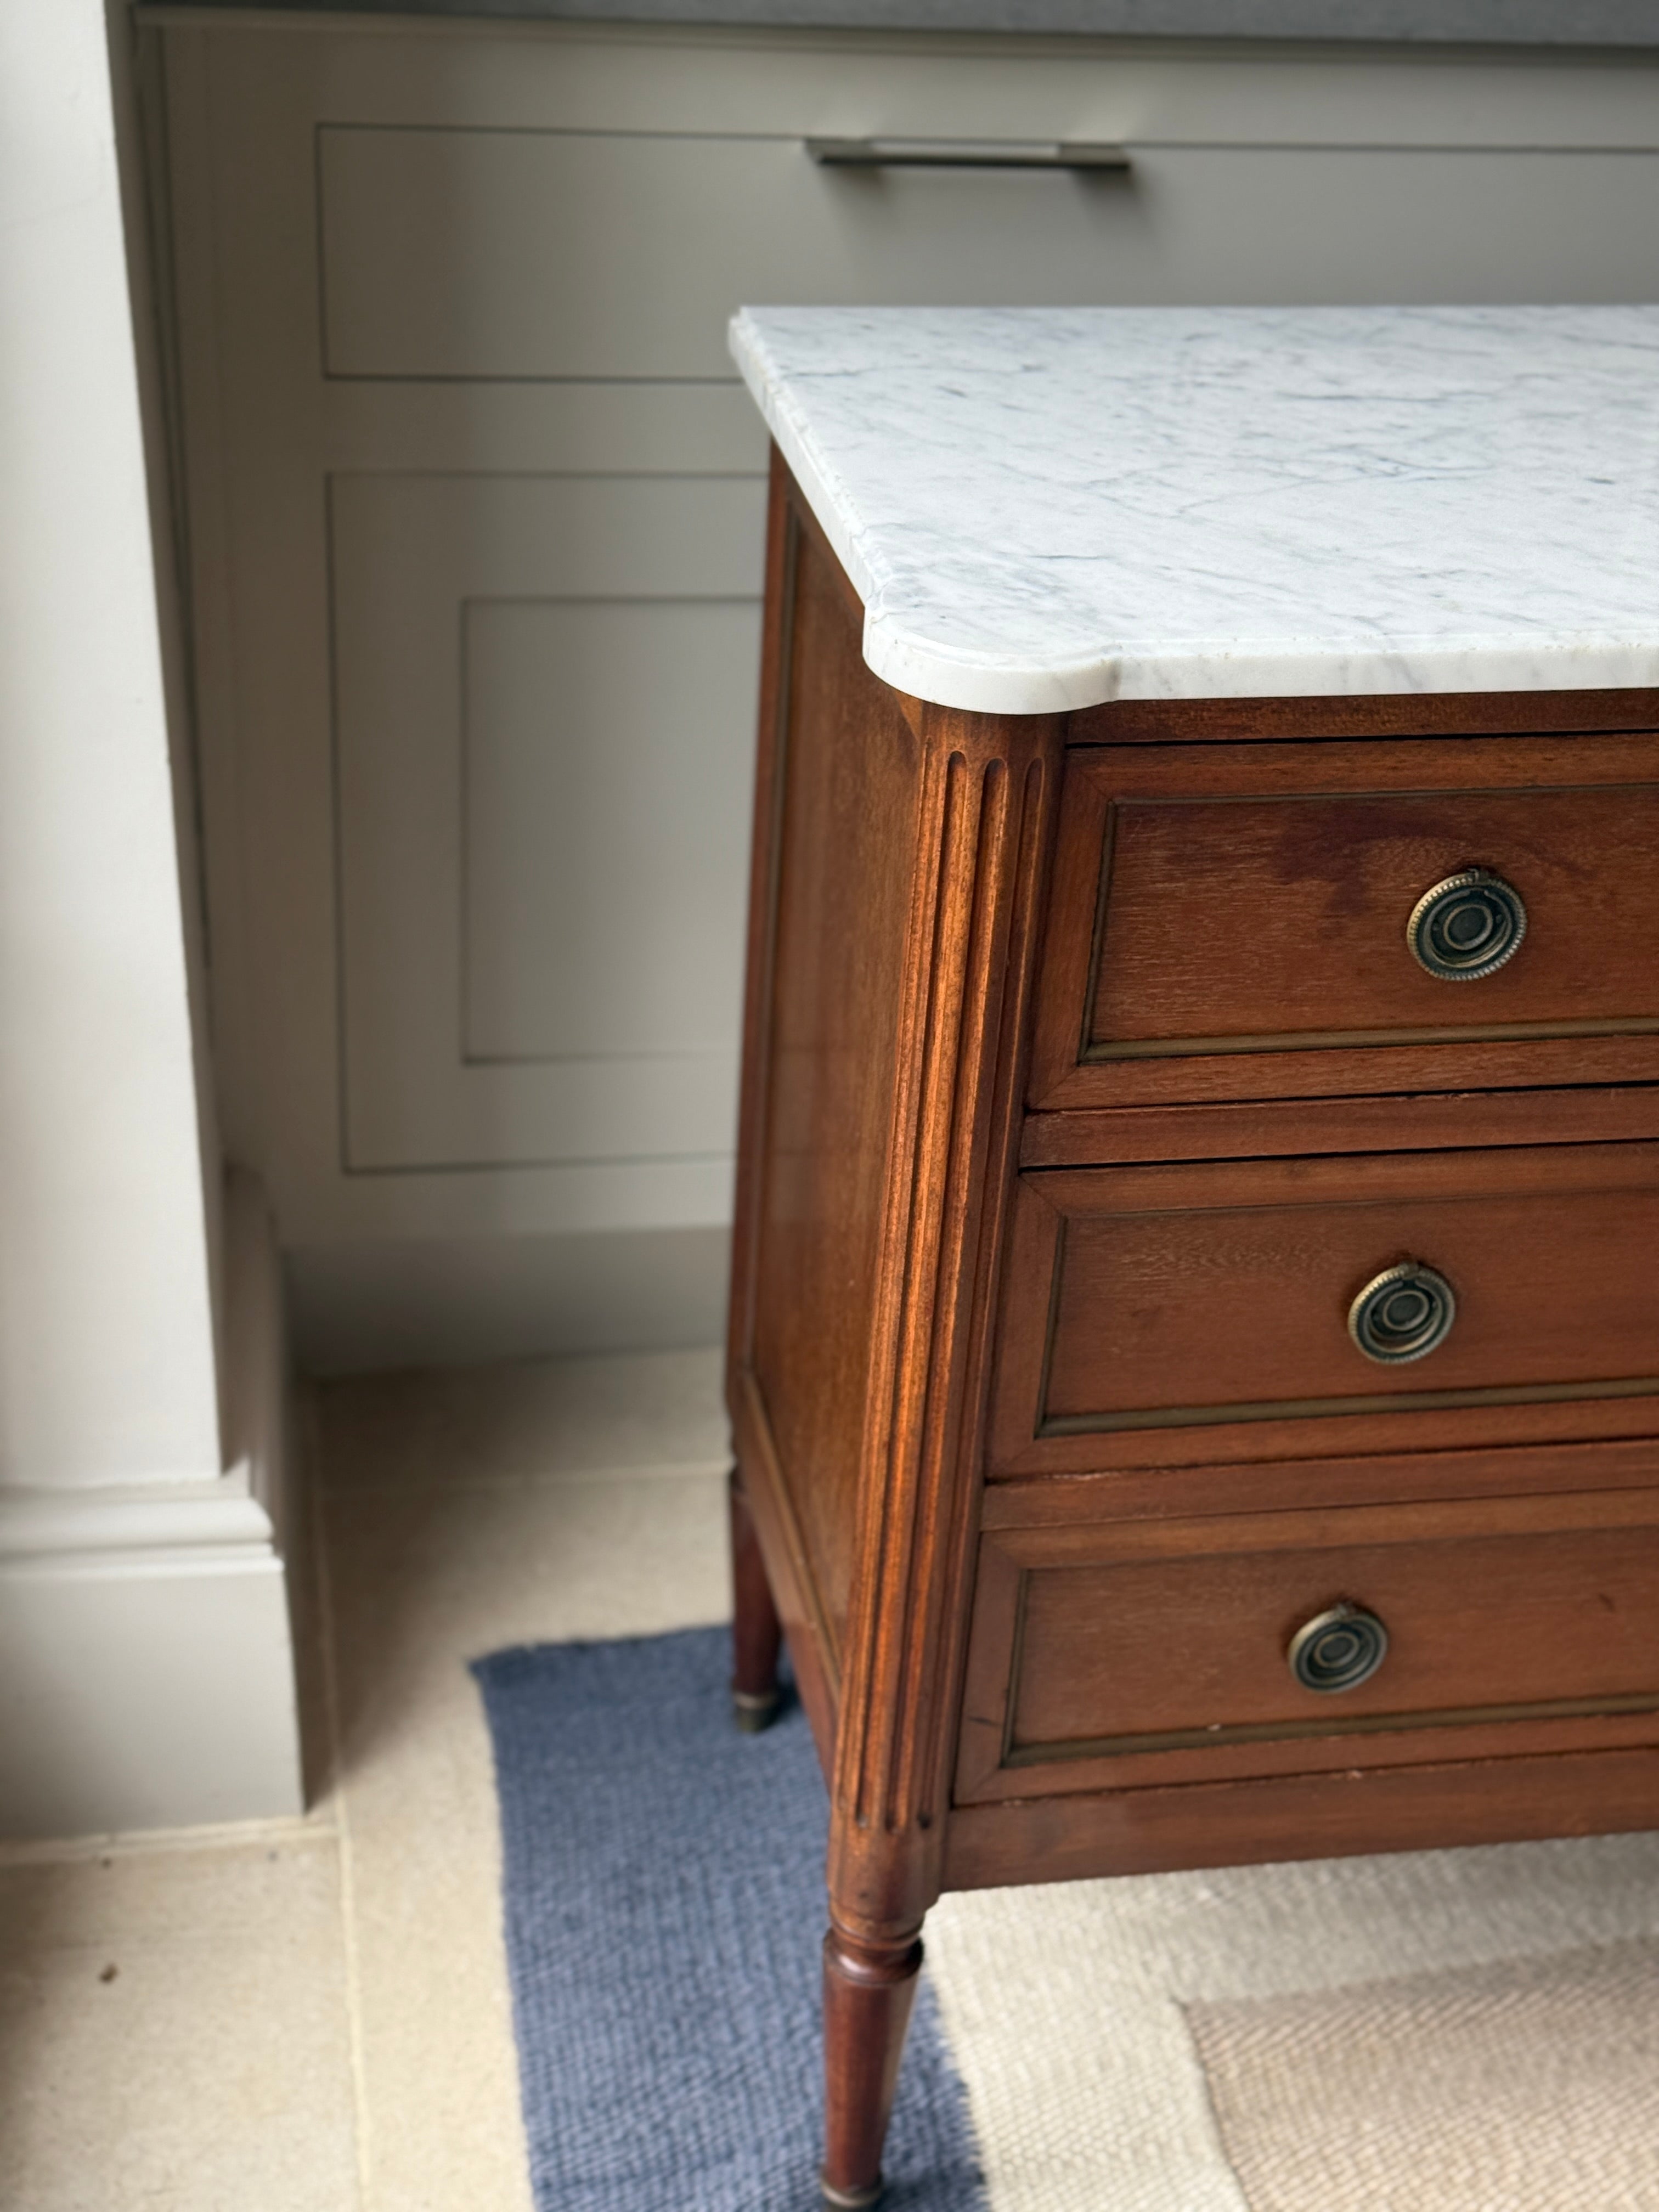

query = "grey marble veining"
[
  {"left": 171, "top": 0, "right": 1659, "bottom": 43},
  {"left": 730, "top": 304, "right": 1659, "bottom": 711}
]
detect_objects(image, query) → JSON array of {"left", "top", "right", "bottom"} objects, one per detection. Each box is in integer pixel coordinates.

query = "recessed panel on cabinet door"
[
  {"left": 464, "top": 599, "right": 759, "bottom": 1063},
  {"left": 955, "top": 1492, "right": 1659, "bottom": 1803},
  {"left": 318, "top": 127, "right": 1659, "bottom": 381},
  {"left": 989, "top": 1144, "right": 1659, "bottom": 1474},
  {"left": 1031, "top": 735, "right": 1659, "bottom": 1109},
  {"left": 331, "top": 471, "right": 763, "bottom": 1171},
  {"left": 319, "top": 125, "right": 1149, "bottom": 379}
]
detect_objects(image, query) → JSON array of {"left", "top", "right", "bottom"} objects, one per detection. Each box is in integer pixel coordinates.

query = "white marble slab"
[
  {"left": 730, "top": 304, "right": 1659, "bottom": 713},
  {"left": 184, "top": 0, "right": 1659, "bottom": 36}
]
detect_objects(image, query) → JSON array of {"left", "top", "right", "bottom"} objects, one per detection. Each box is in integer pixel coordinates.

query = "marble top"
[
  {"left": 729, "top": 303, "right": 1659, "bottom": 713},
  {"left": 175, "top": 0, "right": 1659, "bottom": 39}
]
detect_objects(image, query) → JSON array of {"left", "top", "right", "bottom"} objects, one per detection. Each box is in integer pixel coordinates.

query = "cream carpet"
[
  {"left": 923, "top": 1836, "right": 1659, "bottom": 2212},
  {"left": 1188, "top": 1939, "right": 1659, "bottom": 2212}
]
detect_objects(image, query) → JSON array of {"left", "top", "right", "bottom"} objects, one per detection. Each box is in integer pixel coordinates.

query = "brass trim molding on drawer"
[
  {"left": 983, "top": 1434, "right": 1659, "bottom": 1531},
  {"left": 1002, "top": 1690, "right": 1659, "bottom": 1768},
  {"left": 1019, "top": 1086, "right": 1659, "bottom": 1170},
  {"left": 1085, "top": 1019, "right": 1659, "bottom": 1061},
  {"left": 1062, "top": 692, "right": 1659, "bottom": 746},
  {"left": 989, "top": 1141, "right": 1659, "bottom": 1474},
  {"left": 1030, "top": 732, "right": 1659, "bottom": 1110},
  {"left": 1039, "top": 1374, "right": 1659, "bottom": 1438}
]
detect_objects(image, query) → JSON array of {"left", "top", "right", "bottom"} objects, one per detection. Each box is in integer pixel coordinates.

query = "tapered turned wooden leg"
[
  {"left": 820, "top": 1921, "right": 923, "bottom": 2210},
  {"left": 730, "top": 1468, "right": 783, "bottom": 1732}
]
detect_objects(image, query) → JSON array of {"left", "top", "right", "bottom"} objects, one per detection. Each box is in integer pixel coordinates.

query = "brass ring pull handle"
[
  {"left": 1348, "top": 1261, "right": 1457, "bottom": 1364},
  {"left": 1289, "top": 1603, "right": 1389, "bottom": 1695},
  {"left": 1407, "top": 869, "right": 1527, "bottom": 980}
]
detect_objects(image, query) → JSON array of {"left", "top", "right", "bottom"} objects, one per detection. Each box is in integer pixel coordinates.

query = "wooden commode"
[{"left": 721, "top": 304, "right": 1659, "bottom": 2207}]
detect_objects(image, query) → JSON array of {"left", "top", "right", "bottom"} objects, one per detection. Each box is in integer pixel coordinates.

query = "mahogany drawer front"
[
  {"left": 989, "top": 1143, "right": 1659, "bottom": 1476},
  {"left": 1030, "top": 731, "right": 1659, "bottom": 1110},
  {"left": 955, "top": 1489, "right": 1659, "bottom": 1805}
]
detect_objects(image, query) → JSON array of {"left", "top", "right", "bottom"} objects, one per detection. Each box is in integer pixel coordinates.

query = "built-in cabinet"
[{"left": 153, "top": 12, "right": 1659, "bottom": 1367}]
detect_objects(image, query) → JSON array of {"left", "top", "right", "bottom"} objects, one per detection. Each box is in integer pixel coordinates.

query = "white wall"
[
  {"left": 0, "top": 0, "right": 219, "bottom": 1487},
  {"left": 0, "top": 0, "right": 301, "bottom": 1836}
]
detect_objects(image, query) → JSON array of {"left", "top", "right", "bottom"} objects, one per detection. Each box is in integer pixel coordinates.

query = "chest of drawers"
[{"left": 723, "top": 306, "right": 1659, "bottom": 2207}]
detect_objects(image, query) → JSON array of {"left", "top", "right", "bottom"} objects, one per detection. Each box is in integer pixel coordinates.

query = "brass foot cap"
[
  {"left": 820, "top": 2174, "right": 883, "bottom": 2210},
  {"left": 731, "top": 1686, "right": 781, "bottom": 1735}
]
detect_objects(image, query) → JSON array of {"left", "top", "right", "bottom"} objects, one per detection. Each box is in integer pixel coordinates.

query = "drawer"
[
  {"left": 990, "top": 1143, "right": 1659, "bottom": 1475},
  {"left": 319, "top": 125, "right": 1148, "bottom": 380},
  {"left": 317, "top": 126, "right": 1659, "bottom": 383},
  {"left": 1030, "top": 732, "right": 1659, "bottom": 1109},
  {"left": 955, "top": 1488, "right": 1659, "bottom": 1804}
]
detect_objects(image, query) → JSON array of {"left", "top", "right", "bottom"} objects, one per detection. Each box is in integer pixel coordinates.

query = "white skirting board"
[
  {"left": 286, "top": 1221, "right": 730, "bottom": 1376},
  {"left": 0, "top": 1172, "right": 303, "bottom": 1839}
]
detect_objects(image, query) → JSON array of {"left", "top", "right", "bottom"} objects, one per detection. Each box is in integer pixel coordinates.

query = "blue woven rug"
[{"left": 473, "top": 1626, "right": 988, "bottom": 2212}]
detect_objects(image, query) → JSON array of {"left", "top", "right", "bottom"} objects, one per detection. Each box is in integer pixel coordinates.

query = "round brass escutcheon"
[
  {"left": 1289, "top": 1603, "right": 1390, "bottom": 1695},
  {"left": 1348, "top": 1261, "right": 1457, "bottom": 1365},
  {"left": 1407, "top": 868, "right": 1527, "bottom": 981}
]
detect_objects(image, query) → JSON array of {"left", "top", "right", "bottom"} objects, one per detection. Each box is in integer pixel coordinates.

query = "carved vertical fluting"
[{"left": 828, "top": 708, "right": 1062, "bottom": 1944}]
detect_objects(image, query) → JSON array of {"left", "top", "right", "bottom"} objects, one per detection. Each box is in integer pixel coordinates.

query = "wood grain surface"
[
  {"left": 737, "top": 467, "right": 921, "bottom": 1667},
  {"left": 941, "top": 1742, "right": 1659, "bottom": 1891},
  {"left": 1065, "top": 690, "right": 1659, "bottom": 746},
  {"left": 1019, "top": 1084, "right": 1659, "bottom": 1169},
  {"left": 955, "top": 1489, "right": 1659, "bottom": 1802},
  {"left": 990, "top": 1144, "right": 1659, "bottom": 1473},
  {"left": 1032, "top": 735, "right": 1659, "bottom": 1109}
]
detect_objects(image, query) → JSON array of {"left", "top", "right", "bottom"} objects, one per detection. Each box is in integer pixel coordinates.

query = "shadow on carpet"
[{"left": 473, "top": 1625, "right": 988, "bottom": 2212}]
